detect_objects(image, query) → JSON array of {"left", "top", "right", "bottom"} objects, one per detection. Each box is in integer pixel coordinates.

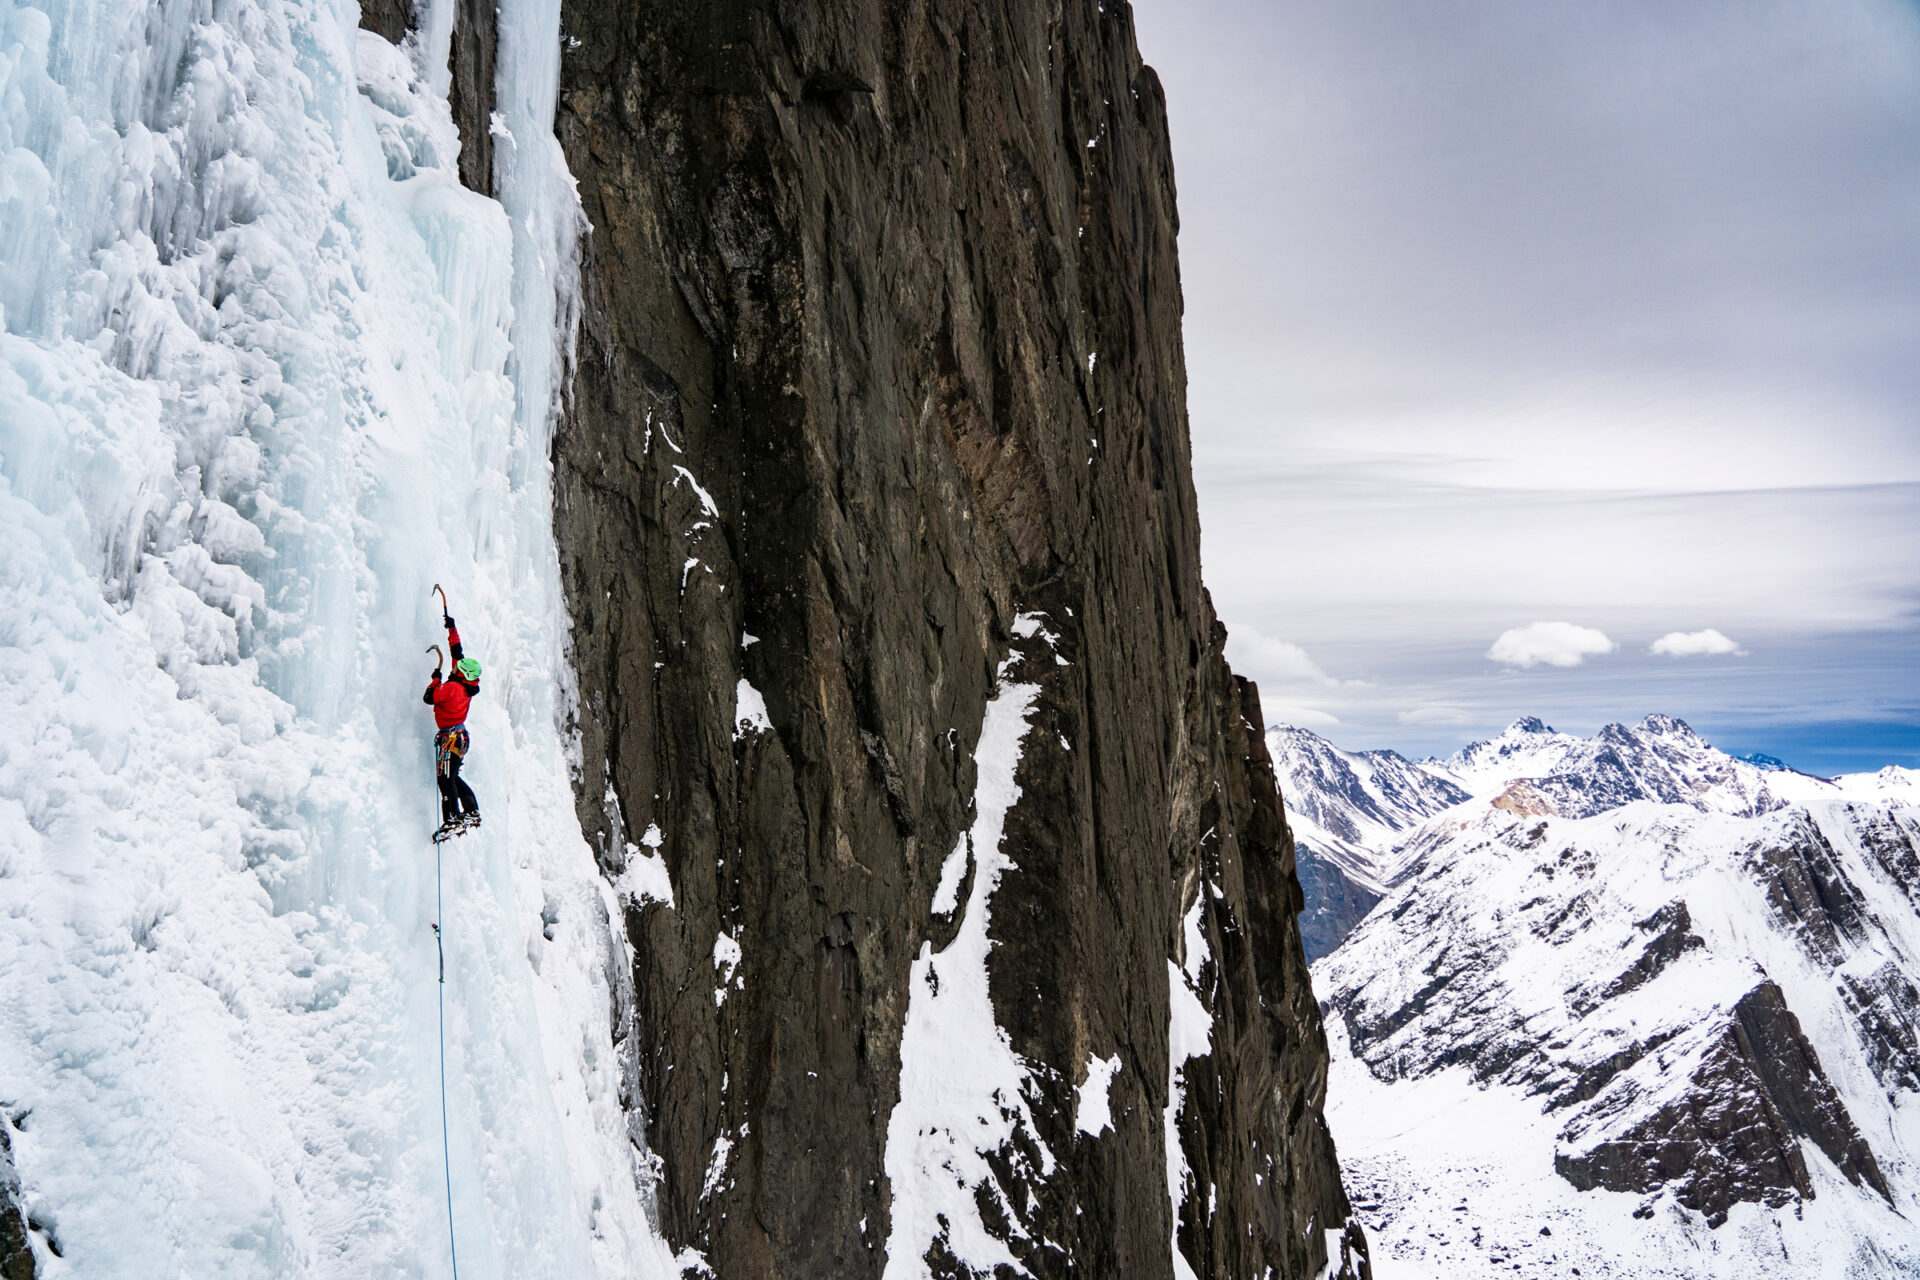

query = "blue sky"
[{"left": 1131, "top": 0, "right": 1920, "bottom": 775}]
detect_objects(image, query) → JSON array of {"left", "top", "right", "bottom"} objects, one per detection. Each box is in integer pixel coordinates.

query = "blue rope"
[{"left": 435, "top": 838, "right": 460, "bottom": 1279}]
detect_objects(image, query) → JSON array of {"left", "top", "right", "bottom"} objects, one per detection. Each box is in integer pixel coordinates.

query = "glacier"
[{"left": 0, "top": 1, "right": 680, "bottom": 1274}]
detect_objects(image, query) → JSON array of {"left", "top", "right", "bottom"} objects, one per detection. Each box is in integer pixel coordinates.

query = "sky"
[{"left": 1129, "top": 0, "right": 1920, "bottom": 775}]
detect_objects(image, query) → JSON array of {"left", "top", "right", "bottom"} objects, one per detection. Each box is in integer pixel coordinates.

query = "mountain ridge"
[{"left": 1273, "top": 713, "right": 1916, "bottom": 962}]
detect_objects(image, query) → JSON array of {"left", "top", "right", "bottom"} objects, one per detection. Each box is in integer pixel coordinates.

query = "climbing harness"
[
  {"left": 434, "top": 839, "right": 460, "bottom": 1279},
  {"left": 436, "top": 726, "right": 470, "bottom": 779}
]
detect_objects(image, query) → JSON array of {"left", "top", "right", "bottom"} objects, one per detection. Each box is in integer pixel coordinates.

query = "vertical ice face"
[{"left": 0, "top": 2, "right": 670, "bottom": 1276}]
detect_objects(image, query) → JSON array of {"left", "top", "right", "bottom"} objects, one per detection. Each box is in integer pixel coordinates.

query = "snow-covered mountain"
[
  {"left": 1274, "top": 714, "right": 1834, "bottom": 959},
  {"left": 1268, "top": 725, "right": 1473, "bottom": 883},
  {"left": 1267, "top": 725, "right": 1469, "bottom": 960},
  {"left": 1286, "top": 719, "right": 1920, "bottom": 1276},
  {"left": 1446, "top": 713, "right": 1786, "bottom": 821}
]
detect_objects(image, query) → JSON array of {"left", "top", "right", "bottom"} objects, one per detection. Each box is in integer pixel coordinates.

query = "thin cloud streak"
[{"left": 1132, "top": 0, "right": 1920, "bottom": 766}]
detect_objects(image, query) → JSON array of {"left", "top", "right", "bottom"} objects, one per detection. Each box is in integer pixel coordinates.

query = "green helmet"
[{"left": 456, "top": 657, "right": 481, "bottom": 682}]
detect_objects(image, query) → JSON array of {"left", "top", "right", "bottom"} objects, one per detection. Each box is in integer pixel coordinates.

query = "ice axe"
[
  {"left": 432, "top": 583, "right": 449, "bottom": 622},
  {"left": 427, "top": 643, "right": 444, "bottom": 673}
]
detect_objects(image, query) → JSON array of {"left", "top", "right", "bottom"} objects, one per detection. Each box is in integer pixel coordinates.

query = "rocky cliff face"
[
  {"left": 1552, "top": 980, "right": 1890, "bottom": 1228},
  {"left": 0, "top": 1123, "right": 34, "bottom": 1280},
  {"left": 537, "top": 1, "right": 1356, "bottom": 1275}
]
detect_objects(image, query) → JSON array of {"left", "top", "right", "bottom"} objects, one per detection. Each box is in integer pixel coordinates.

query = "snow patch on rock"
[
  {"left": 882, "top": 654, "right": 1052, "bottom": 1278},
  {"left": 1075, "top": 1054, "right": 1122, "bottom": 1137}
]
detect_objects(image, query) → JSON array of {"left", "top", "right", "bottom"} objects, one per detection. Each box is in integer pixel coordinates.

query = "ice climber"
[{"left": 424, "top": 610, "right": 482, "bottom": 840}]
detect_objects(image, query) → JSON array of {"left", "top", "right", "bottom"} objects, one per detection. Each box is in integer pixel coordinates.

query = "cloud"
[
  {"left": 1225, "top": 626, "right": 1333, "bottom": 684},
  {"left": 1650, "top": 628, "right": 1746, "bottom": 657},
  {"left": 1399, "top": 706, "right": 1471, "bottom": 726},
  {"left": 1487, "top": 622, "right": 1618, "bottom": 669},
  {"left": 1131, "top": 0, "right": 1920, "bottom": 763},
  {"left": 1268, "top": 705, "right": 1341, "bottom": 728}
]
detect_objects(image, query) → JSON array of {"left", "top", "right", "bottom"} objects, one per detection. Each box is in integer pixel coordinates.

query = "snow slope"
[
  {"left": 0, "top": 2, "right": 679, "bottom": 1275},
  {"left": 884, "top": 628, "right": 1052, "bottom": 1278}
]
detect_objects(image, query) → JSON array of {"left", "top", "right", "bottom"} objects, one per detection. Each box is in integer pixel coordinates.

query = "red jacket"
[{"left": 423, "top": 621, "right": 479, "bottom": 729}]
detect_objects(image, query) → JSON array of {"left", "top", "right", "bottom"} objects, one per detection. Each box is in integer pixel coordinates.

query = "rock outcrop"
[
  {"left": 543, "top": 1, "right": 1354, "bottom": 1275},
  {"left": 1, "top": 1123, "right": 35, "bottom": 1280},
  {"left": 357, "top": 0, "right": 410, "bottom": 45},
  {"left": 1555, "top": 982, "right": 1890, "bottom": 1228}
]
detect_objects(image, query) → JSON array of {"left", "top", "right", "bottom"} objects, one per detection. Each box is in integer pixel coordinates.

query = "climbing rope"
[{"left": 435, "top": 839, "right": 461, "bottom": 1279}]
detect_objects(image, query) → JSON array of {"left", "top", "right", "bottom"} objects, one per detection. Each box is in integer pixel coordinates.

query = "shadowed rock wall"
[
  {"left": 357, "top": 0, "right": 411, "bottom": 45},
  {"left": 548, "top": 2, "right": 1356, "bottom": 1275}
]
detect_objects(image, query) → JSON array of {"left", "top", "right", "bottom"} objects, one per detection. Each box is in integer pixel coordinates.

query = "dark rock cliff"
[{"left": 539, "top": 0, "right": 1356, "bottom": 1276}]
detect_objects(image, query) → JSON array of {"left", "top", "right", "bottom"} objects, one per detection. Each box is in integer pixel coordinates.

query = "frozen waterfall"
[{"left": 0, "top": 1, "right": 677, "bottom": 1275}]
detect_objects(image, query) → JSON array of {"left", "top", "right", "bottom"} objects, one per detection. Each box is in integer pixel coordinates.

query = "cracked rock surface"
[{"left": 543, "top": 1, "right": 1356, "bottom": 1276}]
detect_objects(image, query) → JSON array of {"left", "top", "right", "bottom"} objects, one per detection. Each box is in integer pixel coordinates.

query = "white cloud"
[
  {"left": 1650, "top": 628, "right": 1746, "bottom": 657},
  {"left": 1399, "top": 706, "right": 1471, "bottom": 726},
  {"left": 1267, "top": 705, "right": 1341, "bottom": 728},
  {"left": 1487, "top": 622, "right": 1617, "bottom": 669},
  {"left": 1225, "top": 626, "right": 1332, "bottom": 684}
]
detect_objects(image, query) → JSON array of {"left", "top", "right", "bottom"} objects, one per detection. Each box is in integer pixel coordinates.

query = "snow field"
[
  {"left": 1327, "top": 1016, "right": 1911, "bottom": 1280},
  {"left": 0, "top": 1, "right": 675, "bottom": 1275}
]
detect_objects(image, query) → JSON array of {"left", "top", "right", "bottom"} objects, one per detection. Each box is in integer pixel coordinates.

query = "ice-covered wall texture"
[{"left": 0, "top": 2, "right": 679, "bottom": 1274}]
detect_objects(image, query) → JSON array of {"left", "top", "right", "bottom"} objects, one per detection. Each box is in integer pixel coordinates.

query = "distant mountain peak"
[{"left": 1638, "top": 711, "right": 1690, "bottom": 733}]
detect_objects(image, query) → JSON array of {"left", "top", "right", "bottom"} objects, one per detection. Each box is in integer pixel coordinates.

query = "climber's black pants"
[{"left": 436, "top": 726, "right": 478, "bottom": 823}]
